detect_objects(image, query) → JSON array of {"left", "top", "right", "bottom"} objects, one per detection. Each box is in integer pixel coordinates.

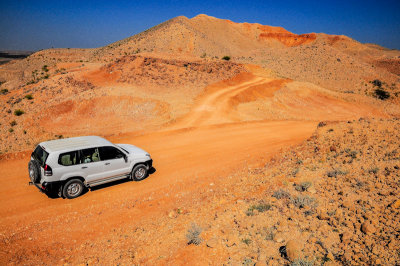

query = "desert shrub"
[
  {"left": 1, "top": 88, "right": 8, "bottom": 94},
  {"left": 368, "top": 167, "right": 379, "bottom": 174},
  {"left": 295, "top": 181, "right": 312, "bottom": 192},
  {"left": 42, "top": 65, "right": 49, "bottom": 72},
  {"left": 222, "top": 56, "right": 231, "bottom": 61},
  {"left": 241, "top": 238, "right": 252, "bottom": 245},
  {"left": 43, "top": 74, "right": 49, "bottom": 79},
  {"left": 345, "top": 149, "right": 357, "bottom": 159},
  {"left": 326, "top": 169, "right": 347, "bottom": 178},
  {"left": 374, "top": 88, "right": 390, "bottom": 100},
  {"left": 246, "top": 202, "right": 271, "bottom": 216},
  {"left": 317, "top": 121, "right": 327, "bottom": 127},
  {"left": 371, "top": 79, "right": 382, "bottom": 88},
  {"left": 264, "top": 227, "right": 276, "bottom": 240},
  {"left": 186, "top": 223, "right": 202, "bottom": 245},
  {"left": 354, "top": 179, "right": 366, "bottom": 188},
  {"left": 24, "top": 94, "right": 33, "bottom": 100},
  {"left": 10, "top": 120, "right": 17, "bottom": 126},
  {"left": 273, "top": 189, "right": 290, "bottom": 199},
  {"left": 8, "top": 128, "right": 14, "bottom": 133},
  {"left": 242, "top": 258, "right": 253, "bottom": 265},
  {"left": 292, "top": 167, "right": 300, "bottom": 176},
  {"left": 14, "top": 109, "right": 24, "bottom": 116},
  {"left": 290, "top": 259, "right": 315, "bottom": 266},
  {"left": 291, "top": 195, "right": 317, "bottom": 209}
]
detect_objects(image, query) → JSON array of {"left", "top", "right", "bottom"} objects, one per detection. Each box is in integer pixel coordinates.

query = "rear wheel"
[
  {"left": 28, "top": 160, "right": 41, "bottom": 183},
  {"left": 62, "top": 179, "right": 84, "bottom": 199},
  {"left": 131, "top": 164, "right": 148, "bottom": 181}
]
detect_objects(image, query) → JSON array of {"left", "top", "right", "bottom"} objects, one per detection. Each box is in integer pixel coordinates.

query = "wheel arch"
[
  {"left": 62, "top": 176, "right": 86, "bottom": 185},
  {"left": 132, "top": 162, "right": 147, "bottom": 171}
]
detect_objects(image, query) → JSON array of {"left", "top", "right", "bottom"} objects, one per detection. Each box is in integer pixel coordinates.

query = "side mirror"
[{"left": 124, "top": 154, "right": 128, "bottom": 163}]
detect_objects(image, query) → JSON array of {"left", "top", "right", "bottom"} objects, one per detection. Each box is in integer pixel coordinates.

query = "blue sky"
[{"left": 0, "top": 0, "right": 399, "bottom": 51}]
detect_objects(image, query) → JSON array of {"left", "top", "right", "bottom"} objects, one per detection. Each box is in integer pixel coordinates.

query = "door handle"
[
  {"left": 81, "top": 166, "right": 88, "bottom": 169},
  {"left": 105, "top": 162, "right": 110, "bottom": 165}
]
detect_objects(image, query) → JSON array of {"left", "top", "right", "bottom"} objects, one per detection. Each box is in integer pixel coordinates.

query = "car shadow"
[{"left": 45, "top": 167, "right": 157, "bottom": 198}]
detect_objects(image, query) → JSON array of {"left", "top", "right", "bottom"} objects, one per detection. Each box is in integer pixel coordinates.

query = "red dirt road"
[
  {"left": 0, "top": 119, "right": 316, "bottom": 264},
  {"left": 1, "top": 66, "right": 391, "bottom": 264}
]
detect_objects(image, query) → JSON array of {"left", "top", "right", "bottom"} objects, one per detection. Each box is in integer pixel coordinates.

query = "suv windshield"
[{"left": 32, "top": 145, "right": 49, "bottom": 166}]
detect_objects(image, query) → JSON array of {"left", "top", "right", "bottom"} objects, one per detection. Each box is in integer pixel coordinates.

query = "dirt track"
[{"left": 0, "top": 72, "right": 319, "bottom": 264}]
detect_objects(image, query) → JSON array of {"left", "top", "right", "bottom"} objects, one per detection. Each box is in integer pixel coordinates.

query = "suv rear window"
[
  {"left": 59, "top": 151, "right": 80, "bottom": 166},
  {"left": 32, "top": 145, "right": 49, "bottom": 166}
]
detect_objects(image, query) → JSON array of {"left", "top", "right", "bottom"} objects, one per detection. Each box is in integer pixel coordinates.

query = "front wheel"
[
  {"left": 131, "top": 164, "right": 148, "bottom": 181},
  {"left": 62, "top": 179, "right": 84, "bottom": 199}
]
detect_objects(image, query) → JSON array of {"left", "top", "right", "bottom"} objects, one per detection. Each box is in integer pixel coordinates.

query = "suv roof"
[{"left": 39, "top": 136, "right": 113, "bottom": 153}]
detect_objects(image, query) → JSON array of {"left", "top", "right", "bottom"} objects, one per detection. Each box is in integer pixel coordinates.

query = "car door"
[
  {"left": 79, "top": 147, "right": 107, "bottom": 184},
  {"left": 57, "top": 150, "right": 83, "bottom": 179},
  {"left": 99, "top": 146, "right": 131, "bottom": 178}
]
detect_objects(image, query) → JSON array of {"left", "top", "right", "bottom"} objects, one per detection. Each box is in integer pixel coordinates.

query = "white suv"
[{"left": 28, "top": 136, "right": 153, "bottom": 199}]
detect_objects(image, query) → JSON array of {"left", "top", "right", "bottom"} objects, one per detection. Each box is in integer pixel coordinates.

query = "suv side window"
[
  {"left": 59, "top": 150, "right": 80, "bottom": 166},
  {"left": 80, "top": 148, "right": 101, "bottom": 164},
  {"left": 99, "top": 146, "right": 125, "bottom": 161}
]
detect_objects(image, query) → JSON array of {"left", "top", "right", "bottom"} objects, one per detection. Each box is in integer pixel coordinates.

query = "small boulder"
[
  {"left": 340, "top": 232, "right": 351, "bottom": 243},
  {"left": 361, "top": 222, "right": 376, "bottom": 235},
  {"left": 317, "top": 210, "right": 329, "bottom": 220},
  {"left": 167, "top": 211, "right": 176, "bottom": 218},
  {"left": 273, "top": 233, "right": 284, "bottom": 243},
  {"left": 206, "top": 237, "right": 219, "bottom": 248},
  {"left": 392, "top": 199, "right": 400, "bottom": 209},
  {"left": 285, "top": 240, "right": 302, "bottom": 261},
  {"left": 326, "top": 252, "right": 335, "bottom": 261}
]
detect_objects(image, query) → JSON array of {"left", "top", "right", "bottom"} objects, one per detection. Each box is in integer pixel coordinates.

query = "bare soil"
[{"left": 0, "top": 14, "right": 399, "bottom": 265}]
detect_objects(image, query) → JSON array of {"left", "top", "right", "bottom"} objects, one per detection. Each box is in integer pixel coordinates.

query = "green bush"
[
  {"left": 241, "top": 238, "right": 252, "bottom": 245},
  {"left": 374, "top": 88, "right": 390, "bottom": 100},
  {"left": 222, "top": 56, "right": 231, "bottom": 61},
  {"left": 371, "top": 79, "right": 382, "bottom": 88},
  {"left": 24, "top": 94, "right": 33, "bottom": 100},
  {"left": 10, "top": 120, "right": 17, "bottom": 126},
  {"left": 14, "top": 109, "right": 24, "bottom": 116},
  {"left": 0, "top": 88, "right": 8, "bottom": 95}
]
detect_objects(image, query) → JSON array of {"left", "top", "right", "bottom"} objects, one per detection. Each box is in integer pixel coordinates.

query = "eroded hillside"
[{"left": 0, "top": 13, "right": 399, "bottom": 266}]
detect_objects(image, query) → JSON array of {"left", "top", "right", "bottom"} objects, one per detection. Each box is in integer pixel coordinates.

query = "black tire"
[
  {"left": 131, "top": 164, "right": 148, "bottom": 181},
  {"left": 28, "top": 160, "right": 41, "bottom": 183},
  {"left": 62, "top": 179, "right": 84, "bottom": 199}
]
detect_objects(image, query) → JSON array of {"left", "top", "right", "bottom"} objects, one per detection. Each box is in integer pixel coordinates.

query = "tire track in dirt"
[
  {"left": 0, "top": 72, "right": 319, "bottom": 265},
  {"left": 168, "top": 74, "right": 287, "bottom": 129}
]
